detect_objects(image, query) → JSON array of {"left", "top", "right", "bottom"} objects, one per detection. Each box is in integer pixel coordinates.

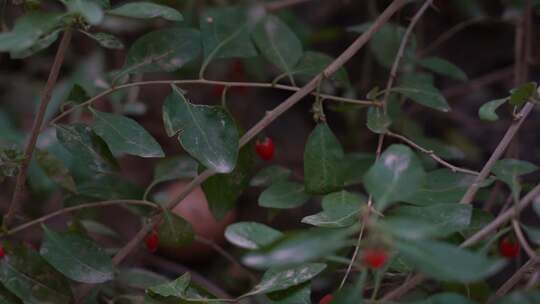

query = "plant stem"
[
  {"left": 494, "top": 259, "right": 538, "bottom": 298},
  {"left": 2, "top": 200, "right": 159, "bottom": 237},
  {"left": 4, "top": 29, "right": 73, "bottom": 228}
]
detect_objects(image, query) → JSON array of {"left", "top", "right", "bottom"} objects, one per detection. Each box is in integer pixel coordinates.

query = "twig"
[
  {"left": 2, "top": 200, "right": 159, "bottom": 237},
  {"left": 381, "top": 182, "right": 540, "bottom": 301},
  {"left": 494, "top": 259, "right": 538, "bottom": 298},
  {"left": 512, "top": 219, "right": 539, "bottom": 261},
  {"left": 108, "top": 0, "right": 410, "bottom": 270},
  {"left": 47, "top": 79, "right": 378, "bottom": 129},
  {"left": 195, "top": 236, "right": 258, "bottom": 283},
  {"left": 4, "top": 29, "right": 73, "bottom": 228},
  {"left": 386, "top": 131, "right": 480, "bottom": 175},
  {"left": 459, "top": 101, "right": 535, "bottom": 204},
  {"left": 339, "top": 208, "right": 368, "bottom": 289}
]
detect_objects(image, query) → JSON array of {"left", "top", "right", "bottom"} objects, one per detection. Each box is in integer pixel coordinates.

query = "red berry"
[
  {"left": 230, "top": 60, "right": 245, "bottom": 78},
  {"left": 255, "top": 137, "right": 274, "bottom": 160},
  {"left": 361, "top": 248, "right": 387, "bottom": 269},
  {"left": 0, "top": 246, "right": 4, "bottom": 259},
  {"left": 499, "top": 236, "right": 520, "bottom": 258},
  {"left": 144, "top": 230, "right": 159, "bottom": 253},
  {"left": 319, "top": 294, "right": 333, "bottom": 304}
]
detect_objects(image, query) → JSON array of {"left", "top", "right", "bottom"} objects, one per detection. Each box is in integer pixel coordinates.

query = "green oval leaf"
[
  {"left": 250, "top": 165, "right": 291, "bottom": 187},
  {"left": 108, "top": 2, "right": 183, "bottom": 21},
  {"left": 252, "top": 15, "right": 303, "bottom": 81},
  {"left": 91, "top": 109, "right": 164, "bottom": 158},
  {"left": 392, "top": 74, "right": 450, "bottom": 112},
  {"left": 258, "top": 180, "right": 310, "bottom": 209},
  {"left": 163, "top": 86, "right": 239, "bottom": 173},
  {"left": 40, "top": 226, "right": 114, "bottom": 284},
  {"left": 301, "top": 190, "right": 364, "bottom": 228},
  {"left": 148, "top": 272, "right": 190, "bottom": 298},
  {"left": 479, "top": 98, "right": 507, "bottom": 121},
  {"left": 225, "top": 222, "right": 283, "bottom": 250},
  {"left": 364, "top": 144, "right": 425, "bottom": 210},
  {"left": 418, "top": 57, "right": 468, "bottom": 81},
  {"left": 0, "top": 12, "right": 63, "bottom": 53},
  {"left": 35, "top": 149, "right": 77, "bottom": 193},
  {"left": 304, "top": 123, "right": 345, "bottom": 195},
  {"left": 67, "top": 0, "right": 104, "bottom": 25},
  {"left": 509, "top": 82, "right": 537, "bottom": 106},
  {"left": 158, "top": 210, "right": 195, "bottom": 249},
  {"left": 82, "top": 31, "right": 124, "bottom": 50},
  {"left": 153, "top": 155, "right": 199, "bottom": 184},
  {"left": 367, "top": 106, "right": 391, "bottom": 134}
]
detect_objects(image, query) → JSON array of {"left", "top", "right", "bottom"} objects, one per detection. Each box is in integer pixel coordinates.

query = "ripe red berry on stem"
[
  {"left": 499, "top": 236, "right": 520, "bottom": 258},
  {"left": 319, "top": 294, "right": 333, "bottom": 304},
  {"left": 0, "top": 246, "right": 5, "bottom": 259},
  {"left": 361, "top": 248, "right": 387, "bottom": 269},
  {"left": 144, "top": 230, "right": 159, "bottom": 253},
  {"left": 255, "top": 137, "right": 274, "bottom": 160}
]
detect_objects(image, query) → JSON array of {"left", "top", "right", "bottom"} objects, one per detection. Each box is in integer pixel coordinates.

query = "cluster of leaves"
[{"left": 1, "top": 1, "right": 540, "bottom": 303}]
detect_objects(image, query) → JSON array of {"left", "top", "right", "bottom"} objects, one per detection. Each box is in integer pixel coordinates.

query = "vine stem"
[
  {"left": 2, "top": 200, "right": 159, "bottom": 237},
  {"left": 494, "top": 259, "right": 538, "bottom": 298},
  {"left": 4, "top": 29, "right": 73, "bottom": 228},
  {"left": 386, "top": 130, "right": 480, "bottom": 176},
  {"left": 106, "top": 0, "right": 410, "bottom": 272},
  {"left": 46, "top": 79, "right": 378, "bottom": 129},
  {"left": 512, "top": 219, "right": 539, "bottom": 261},
  {"left": 381, "top": 182, "right": 540, "bottom": 301}
]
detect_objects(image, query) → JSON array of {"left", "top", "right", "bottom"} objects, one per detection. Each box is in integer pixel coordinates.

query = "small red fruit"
[
  {"left": 255, "top": 137, "right": 274, "bottom": 160},
  {"left": 144, "top": 230, "right": 159, "bottom": 253},
  {"left": 499, "top": 236, "right": 520, "bottom": 258},
  {"left": 361, "top": 248, "right": 387, "bottom": 269},
  {"left": 319, "top": 294, "right": 333, "bottom": 304},
  {"left": 0, "top": 246, "right": 5, "bottom": 259}
]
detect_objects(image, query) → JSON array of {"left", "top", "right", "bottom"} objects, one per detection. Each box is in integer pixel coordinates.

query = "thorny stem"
[{"left": 4, "top": 29, "right": 73, "bottom": 228}]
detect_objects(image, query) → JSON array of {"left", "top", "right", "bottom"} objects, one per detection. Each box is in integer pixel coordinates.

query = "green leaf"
[
  {"left": 304, "top": 123, "right": 345, "bottom": 194},
  {"left": 0, "top": 245, "right": 72, "bottom": 304},
  {"left": 78, "top": 220, "right": 120, "bottom": 239},
  {"left": 108, "top": 2, "right": 183, "bottom": 21},
  {"left": 509, "top": 82, "right": 537, "bottom": 106},
  {"left": 81, "top": 31, "right": 124, "bottom": 50},
  {"left": 288, "top": 51, "right": 349, "bottom": 85},
  {"left": 521, "top": 224, "right": 540, "bottom": 245},
  {"left": 10, "top": 29, "right": 60, "bottom": 59},
  {"left": 258, "top": 180, "right": 310, "bottom": 209},
  {"left": 349, "top": 23, "right": 416, "bottom": 68},
  {"left": 0, "top": 285, "right": 20, "bottom": 304},
  {"left": 64, "top": 84, "right": 90, "bottom": 107},
  {"left": 225, "top": 222, "right": 283, "bottom": 250},
  {"left": 367, "top": 106, "right": 391, "bottom": 134},
  {"left": 250, "top": 165, "right": 291, "bottom": 187},
  {"left": 418, "top": 57, "right": 468, "bottom": 81},
  {"left": 202, "top": 144, "right": 253, "bottom": 219},
  {"left": 479, "top": 98, "right": 507, "bottom": 121},
  {"left": 267, "top": 282, "right": 311, "bottom": 304},
  {"left": 243, "top": 263, "right": 326, "bottom": 296},
  {"left": 148, "top": 273, "right": 190, "bottom": 298},
  {"left": 252, "top": 15, "right": 303, "bottom": 80},
  {"left": 35, "top": 149, "right": 77, "bottom": 193},
  {"left": 66, "top": 0, "right": 104, "bottom": 25},
  {"left": 77, "top": 175, "right": 143, "bottom": 200},
  {"left": 163, "top": 86, "right": 239, "bottom": 173},
  {"left": 492, "top": 159, "right": 538, "bottom": 202},
  {"left": 200, "top": 6, "right": 260, "bottom": 61},
  {"left": 0, "top": 12, "right": 63, "bottom": 53},
  {"left": 393, "top": 73, "right": 450, "bottom": 112},
  {"left": 91, "top": 109, "right": 164, "bottom": 158},
  {"left": 55, "top": 123, "right": 119, "bottom": 174},
  {"left": 242, "top": 228, "right": 353, "bottom": 269},
  {"left": 153, "top": 155, "right": 199, "bottom": 184},
  {"left": 364, "top": 144, "right": 425, "bottom": 210},
  {"left": 495, "top": 291, "right": 540, "bottom": 304},
  {"left": 40, "top": 226, "right": 114, "bottom": 283},
  {"left": 381, "top": 203, "right": 472, "bottom": 240},
  {"left": 119, "top": 28, "right": 201, "bottom": 77},
  {"left": 157, "top": 210, "right": 195, "bottom": 249},
  {"left": 342, "top": 153, "right": 375, "bottom": 186},
  {"left": 403, "top": 169, "right": 478, "bottom": 205},
  {"left": 117, "top": 268, "right": 169, "bottom": 290},
  {"left": 302, "top": 190, "right": 364, "bottom": 228},
  {"left": 396, "top": 239, "right": 505, "bottom": 283}
]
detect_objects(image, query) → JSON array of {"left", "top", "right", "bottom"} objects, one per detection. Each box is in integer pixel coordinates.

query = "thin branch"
[
  {"left": 386, "top": 130, "right": 480, "bottom": 175},
  {"left": 495, "top": 259, "right": 538, "bottom": 298},
  {"left": 108, "top": 0, "right": 410, "bottom": 270},
  {"left": 4, "top": 29, "right": 73, "bottom": 228},
  {"left": 195, "top": 236, "right": 258, "bottom": 283},
  {"left": 459, "top": 101, "right": 535, "bottom": 204},
  {"left": 47, "top": 79, "right": 378, "bottom": 129},
  {"left": 339, "top": 208, "right": 368, "bottom": 289},
  {"left": 381, "top": 182, "right": 540, "bottom": 301},
  {"left": 512, "top": 219, "right": 539, "bottom": 261},
  {"left": 2, "top": 200, "right": 159, "bottom": 237}
]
